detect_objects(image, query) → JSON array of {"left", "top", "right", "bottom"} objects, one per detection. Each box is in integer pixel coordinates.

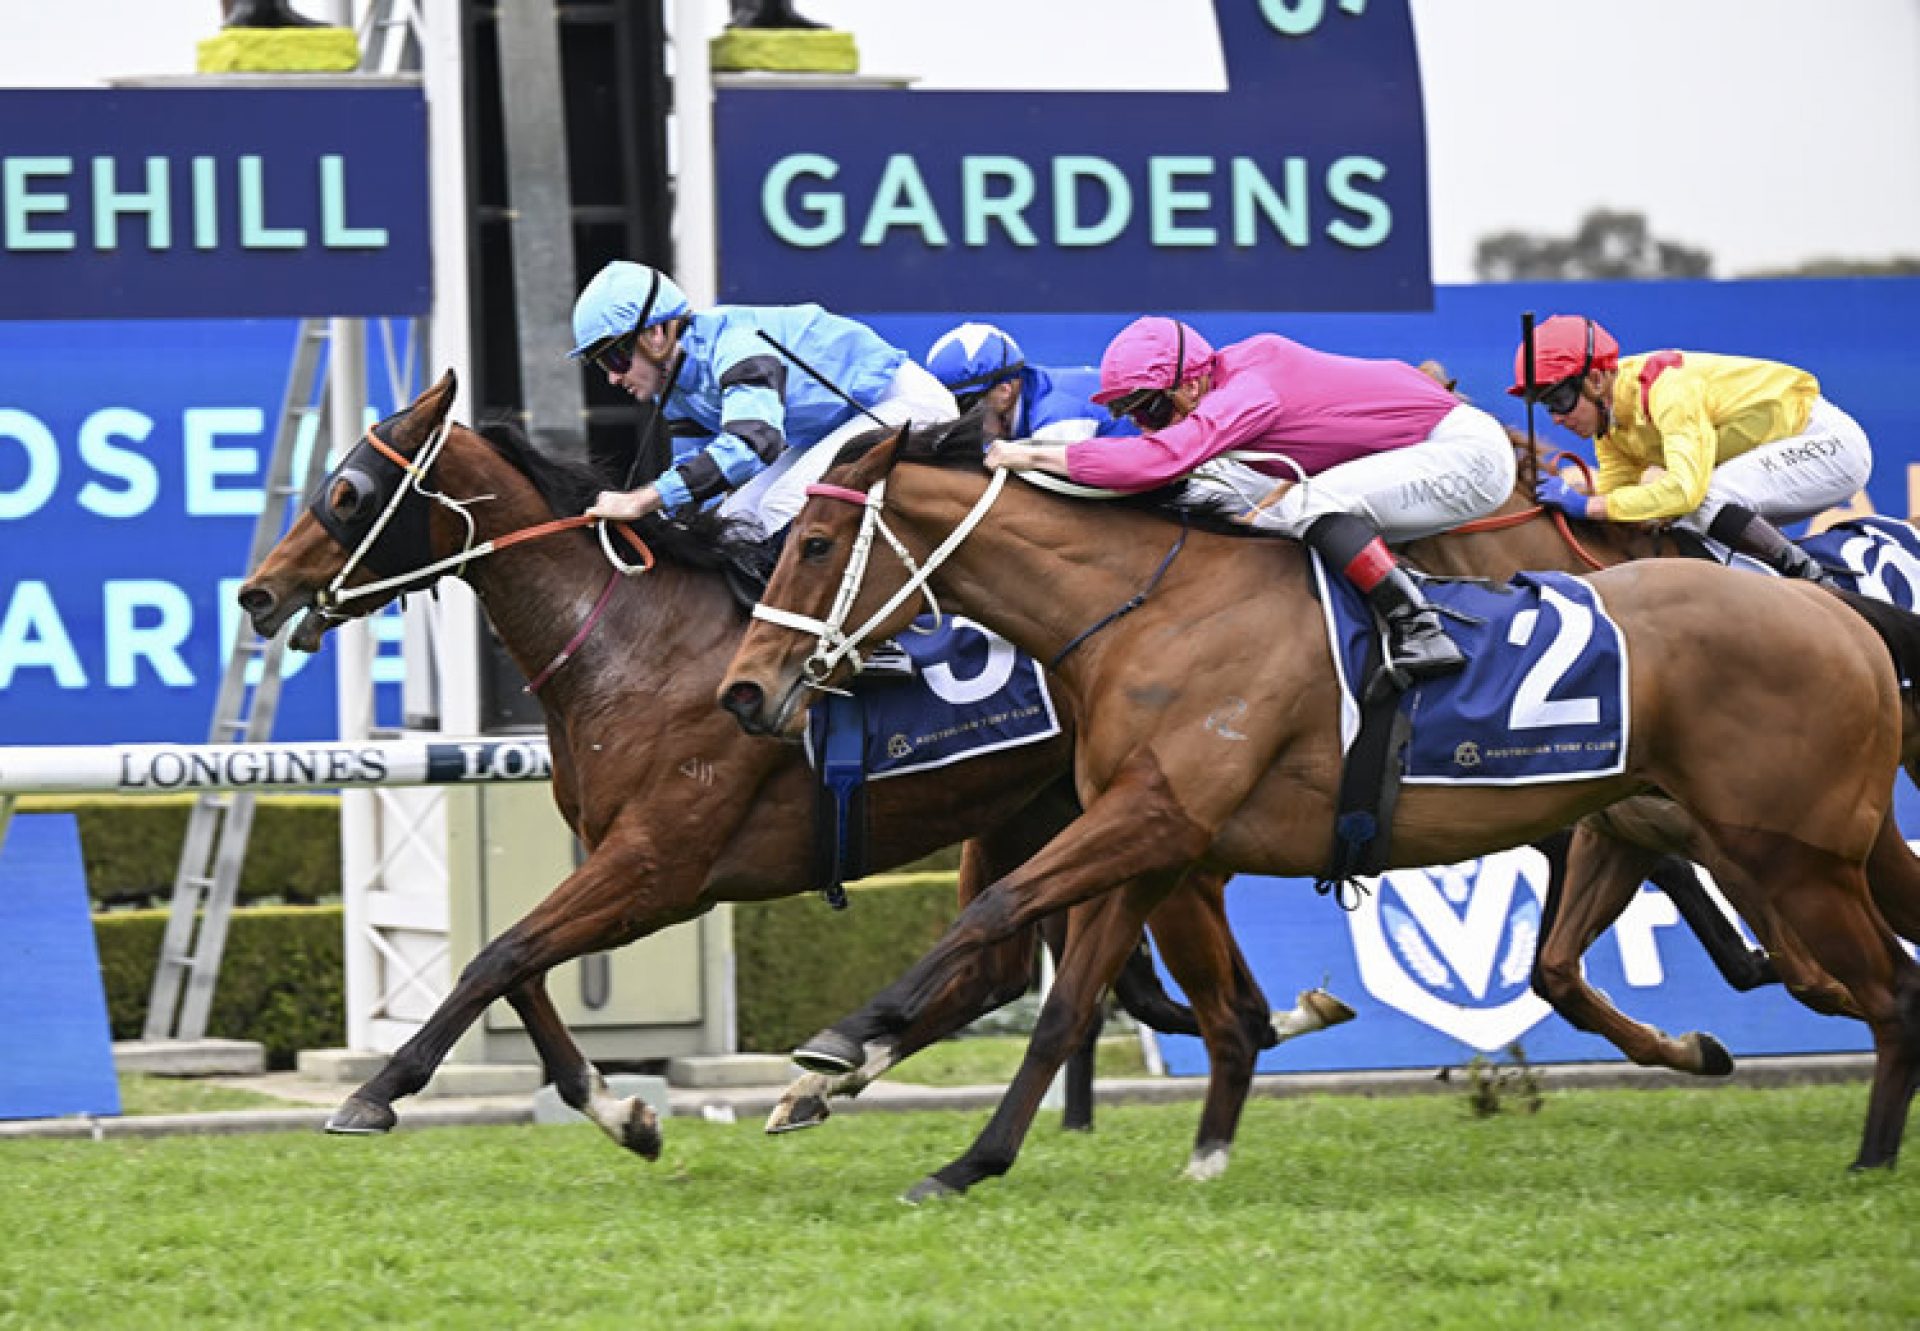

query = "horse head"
[
  {"left": 238, "top": 369, "right": 472, "bottom": 651},
  {"left": 717, "top": 417, "right": 948, "bottom": 738}
]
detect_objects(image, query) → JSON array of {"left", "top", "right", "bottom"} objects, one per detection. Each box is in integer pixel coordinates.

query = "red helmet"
[{"left": 1508, "top": 315, "right": 1619, "bottom": 396}]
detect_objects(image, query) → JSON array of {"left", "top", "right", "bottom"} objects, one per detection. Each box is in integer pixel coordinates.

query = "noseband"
[{"left": 750, "top": 469, "right": 1008, "bottom": 692}]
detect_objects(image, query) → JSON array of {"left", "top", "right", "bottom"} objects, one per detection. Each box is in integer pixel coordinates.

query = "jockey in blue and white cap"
[
  {"left": 571, "top": 260, "right": 955, "bottom": 535},
  {"left": 926, "top": 321, "right": 1136, "bottom": 444}
]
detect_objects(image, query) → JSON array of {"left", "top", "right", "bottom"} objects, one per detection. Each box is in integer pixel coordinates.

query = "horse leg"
[
  {"left": 905, "top": 874, "right": 1180, "bottom": 1203},
  {"left": 768, "top": 817, "right": 1064, "bottom": 1132},
  {"left": 1866, "top": 808, "right": 1920, "bottom": 943},
  {"left": 1708, "top": 823, "right": 1920, "bottom": 1170},
  {"left": 327, "top": 838, "right": 666, "bottom": 1136},
  {"left": 1537, "top": 821, "right": 1734, "bottom": 1075},
  {"left": 1144, "top": 873, "right": 1266, "bottom": 1181},
  {"left": 505, "top": 976, "right": 660, "bottom": 1158},
  {"left": 794, "top": 750, "right": 1213, "bottom": 1070}
]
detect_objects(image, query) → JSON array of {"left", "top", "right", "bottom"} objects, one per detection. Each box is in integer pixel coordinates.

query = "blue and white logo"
[{"left": 1347, "top": 847, "right": 1553, "bottom": 1051}]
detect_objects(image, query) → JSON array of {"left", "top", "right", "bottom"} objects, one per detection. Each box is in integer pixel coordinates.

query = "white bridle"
[{"left": 750, "top": 467, "right": 1009, "bottom": 693}]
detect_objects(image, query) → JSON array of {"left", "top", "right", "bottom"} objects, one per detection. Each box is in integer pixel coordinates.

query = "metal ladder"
[{"left": 142, "top": 324, "right": 336, "bottom": 1041}]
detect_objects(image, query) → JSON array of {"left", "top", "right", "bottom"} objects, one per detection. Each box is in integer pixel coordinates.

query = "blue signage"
[
  {"left": 0, "top": 317, "right": 405, "bottom": 744},
  {"left": 0, "top": 814, "right": 119, "bottom": 1120},
  {"left": 715, "top": 0, "right": 1432, "bottom": 312},
  {"left": 0, "top": 88, "right": 430, "bottom": 320}
]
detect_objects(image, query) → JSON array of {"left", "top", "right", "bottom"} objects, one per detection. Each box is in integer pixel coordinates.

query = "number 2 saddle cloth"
[{"left": 1311, "top": 554, "right": 1629, "bottom": 786}]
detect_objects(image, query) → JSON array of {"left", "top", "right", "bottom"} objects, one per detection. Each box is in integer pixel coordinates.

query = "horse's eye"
[
  {"left": 330, "top": 479, "right": 362, "bottom": 518},
  {"left": 800, "top": 535, "right": 833, "bottom": 560}
]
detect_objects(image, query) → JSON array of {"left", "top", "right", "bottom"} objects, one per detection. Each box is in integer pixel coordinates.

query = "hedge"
[
  {"left": 732, "top": 873, "right": 960, "bottom": 1051},
  {"left": 94, "top": 874, "right": 964, "bottom": 1065},
  {"left": 96, "top": 907, "right": 346, "bottom": 1069},
  {"left": 19, "top": 795, "right": 340, "bottom": 910}
]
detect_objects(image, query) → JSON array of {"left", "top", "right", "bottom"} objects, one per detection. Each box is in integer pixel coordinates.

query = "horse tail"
[{"left": 1830, "top": 588, "right": 1920, "bottom": 699}]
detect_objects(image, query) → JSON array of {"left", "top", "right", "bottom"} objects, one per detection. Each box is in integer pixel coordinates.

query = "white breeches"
[
  {"left": 719, "top": 361, "right": 958, "bottom": 536},
  {"left": 1248, "top": 403, "right": 1517, "bottom": 541},
  {"left": 1674, "top": 398, "right": 1873, "bottom": 532}
]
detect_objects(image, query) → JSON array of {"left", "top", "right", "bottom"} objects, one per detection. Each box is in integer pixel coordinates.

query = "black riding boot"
[
  {"left": 1305, "top": 513, "right": 1466, "bottom": 692},
  {"left": 1707, "top": 504, "right": 1834, "bottom": 587}
]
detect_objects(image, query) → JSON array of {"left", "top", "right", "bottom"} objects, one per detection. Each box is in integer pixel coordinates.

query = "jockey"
[
  {"left": 570, "top": 260, "right": 955, "bottom": 536},
  {"left": 1514, "top": 315, "right": 1869, "bottom": 585},
  {"left": 925, "top": 322, "right": 1137, "bottom": 444},
  {"left": 985, "top": 317, "right": 1516, "bottom": 687}
]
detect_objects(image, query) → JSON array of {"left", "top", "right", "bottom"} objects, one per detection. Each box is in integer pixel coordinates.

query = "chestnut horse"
[
  {"left": 718, "top": 416, "right": 1920, "bottom": 1197},
  {"left": 236, "top": 372, "right": 1318, "bottom": 1164},
  {"left": 1404, "top": 442, "right": 1920, "bottom": 1078}
]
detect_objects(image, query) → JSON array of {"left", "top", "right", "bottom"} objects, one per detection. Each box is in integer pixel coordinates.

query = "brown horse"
[
  {"left": 718, "top": 415, "right": 1920, "bottom": 1197},
  {"left": 235, "top": 372, "right": 1317, "bottom": 1164},
  {"left": 1403, "top": 438, "right": 1920, "bottom": 1077}
]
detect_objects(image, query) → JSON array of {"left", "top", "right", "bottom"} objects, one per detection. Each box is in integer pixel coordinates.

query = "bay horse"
[
  {"left": 717, "top": 415, "right": 1920, "bottom": 1197},
  {"left": 236, "top": 371, "right": 1324, "bottom": 1164},
  {"left": 1403, "top": 438, "right": 1920, "bottom": 1078}
]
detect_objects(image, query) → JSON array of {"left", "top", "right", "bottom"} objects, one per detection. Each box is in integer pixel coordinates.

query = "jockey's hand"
[
  {"left": 1535, "top": 474, "right": 1592, "bottom": 518},
  {"left": 588, "top": 486, "right": 661, "bottom": 523}
]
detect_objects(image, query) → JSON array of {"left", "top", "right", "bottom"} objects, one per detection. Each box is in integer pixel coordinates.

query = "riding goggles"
[
  {"left": 590, "top": 328, "right": 640, "bottom": 376},
  {"left": 1533, "top": 375, "right": 1584, "bottom": 417},
  {"left": 1108, "top": 388, "right": 1177, "bottom": 432}
]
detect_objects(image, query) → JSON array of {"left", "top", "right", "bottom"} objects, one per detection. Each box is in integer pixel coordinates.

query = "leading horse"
[
  {"left": 719, "top": 415, "right": 1920, "bottom": 1198},
  {"left": 236, "top": 372, "right": 1319, "bottom": 1163}
]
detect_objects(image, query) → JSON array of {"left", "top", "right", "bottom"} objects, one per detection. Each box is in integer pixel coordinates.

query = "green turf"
[
  {"left": 1, "top": 1084, "right": 1913, "bottom": 1329},
  {"left": 115, "top": 1073, "right": 294, "bottom": 1116}
]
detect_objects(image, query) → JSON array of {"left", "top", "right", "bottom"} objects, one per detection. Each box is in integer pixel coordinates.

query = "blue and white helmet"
[
  {"left": 926, "top": 322, "right": 1026, "bottom": 398},
  {"left": 568, "top": 261, "right": 693, "bottom": 358}
]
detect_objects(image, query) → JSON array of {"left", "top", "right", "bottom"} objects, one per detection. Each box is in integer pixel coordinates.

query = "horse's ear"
[
  {"left": 390, "top": 370, "right": 459, "bottom": 448},
  {"left": 839, "top": 421, "right": 908, "bottom": 491}
]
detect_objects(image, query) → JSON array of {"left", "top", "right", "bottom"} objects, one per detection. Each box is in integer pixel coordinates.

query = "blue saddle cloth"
[
  {"left": 804, "top": 616, "right": 1061, "bottom": 779},
  {"left": 1797, "top": 517, "right": 1920, "bottom": 608},
  {"left": 1312, "top": 556, "right": 1630, "bottom": 786}
]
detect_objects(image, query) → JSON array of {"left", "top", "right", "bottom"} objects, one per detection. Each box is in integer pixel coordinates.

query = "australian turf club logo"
[{"left": 1346, "top": 847, "right": 1552, "bottom": 1050}]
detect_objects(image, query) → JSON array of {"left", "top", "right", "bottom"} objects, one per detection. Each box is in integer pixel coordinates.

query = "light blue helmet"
[
  {"left": 569, "top": 261, "right": 693, "bottom": 358},
  {"left": 926, "top": 322, "right": 1026, "bottom": 398}
]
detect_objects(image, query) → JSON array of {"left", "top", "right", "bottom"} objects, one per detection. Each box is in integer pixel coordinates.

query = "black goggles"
[
  {"left": 1108, "top": 388, "right": 1177, "bottom": 432},
  {"left": 591, "top": 328, "right": 640, "bottom": 376},
  {"left": 1533, "top": 375, "right": 1584, "bottom": 417}
]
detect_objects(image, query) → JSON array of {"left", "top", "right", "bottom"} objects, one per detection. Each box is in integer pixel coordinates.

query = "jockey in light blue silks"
[
  {"left": 572, "top": 261, "right": 955, "bottom": 535},
  {"left": 925, "top": 322, "right": 1138, "bottom": 444}
]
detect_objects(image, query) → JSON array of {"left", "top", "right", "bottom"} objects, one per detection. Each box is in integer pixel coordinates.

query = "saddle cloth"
[
  {"left": 1311, "top": 554, "right": 1631, "bottom": 786},
  {"left": 803, "top": 615, "right": 1061, "bottom": 779}
]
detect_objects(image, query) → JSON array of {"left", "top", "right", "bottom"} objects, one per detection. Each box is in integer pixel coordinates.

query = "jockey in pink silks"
[{"left": 984, "top": 317, "right": 1516, "bottom": 687}]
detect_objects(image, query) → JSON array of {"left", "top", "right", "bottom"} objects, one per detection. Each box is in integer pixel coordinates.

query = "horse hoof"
[
  {"left": 623, "top": 1103, "right": 663, "bottom": 1160},
  {"left": 1692, "top": 1033, "right": 1735, "bottom": 1077},
  {"left": 793, "top": 1028, "right": 864, "bottom": 1075},
  {"left": 325, "top": 1095, "right": 397, "bottom": 1135},
  {"left": 901, "top": 1175, "right": 961, "bottom": 1206},
  {"left": 1183, "top": 1146, "right": 1231, "bottom": 1182},
  {"left": 765, "top": 1095, "right": 831, "bottom": 1134}
]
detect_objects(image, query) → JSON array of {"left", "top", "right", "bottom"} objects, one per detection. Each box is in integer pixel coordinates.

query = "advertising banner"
[
  {"left": 715, "top": 0, "right": 1432, "bottom": 312},
  {"left": 0, "top": 317, "right": 403, "bottom": 744},
  {"left": 0, "top": 87, "right": 430, "bottom": 320}
]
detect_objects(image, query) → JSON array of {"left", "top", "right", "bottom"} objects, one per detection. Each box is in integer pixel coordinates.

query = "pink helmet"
[
  {"left": 1090, "top": 317, "right": 1215, "bottom": 405},
  {"left": 1508, "top": 315, "right": 1620, "bottom": 396}
]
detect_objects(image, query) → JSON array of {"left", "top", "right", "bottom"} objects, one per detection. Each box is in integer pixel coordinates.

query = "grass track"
[{"left": 1, "top": 1084, "right": 1914, "bottom": 1330}]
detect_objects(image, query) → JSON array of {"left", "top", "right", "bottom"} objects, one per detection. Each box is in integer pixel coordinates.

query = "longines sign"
[
  {"left": 715, "top": 0, "right": 1432, "bottom": 311},
  {"left": 0, "top": 87, "right": 430, "bottom": 319}
]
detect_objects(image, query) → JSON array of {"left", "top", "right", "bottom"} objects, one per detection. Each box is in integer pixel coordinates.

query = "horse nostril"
[
  {"left": 721, "top": 680, "right": 764, "bottom": 717},
  {"left": 237, "top": 585, "right": 273, "bottom": 616}
]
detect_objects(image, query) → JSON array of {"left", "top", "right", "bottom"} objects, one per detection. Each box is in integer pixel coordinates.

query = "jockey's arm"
[{"left": 985, "top": 439, "right": 1074, "bottom": 477}]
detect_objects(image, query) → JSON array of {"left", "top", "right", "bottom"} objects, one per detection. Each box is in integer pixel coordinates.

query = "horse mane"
[{"left": 469, "top": 417, "right": 763, "bottom": 572}]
